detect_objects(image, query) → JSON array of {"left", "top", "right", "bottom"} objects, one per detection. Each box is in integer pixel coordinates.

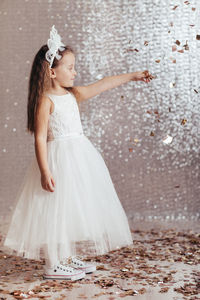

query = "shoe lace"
[
  {"left": 70, "top": 255, "right": 85, "bottom": 266},
  {"left": 61, "top": 255, "right": 85, "bottom": 266},
  {"left": 59, "top": 262, "right": 75, "bottom": 272}
]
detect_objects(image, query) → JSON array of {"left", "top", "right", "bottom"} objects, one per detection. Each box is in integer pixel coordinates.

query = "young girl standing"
[{"left": 3, "top": 25, "right": 153, "bottom": 281}]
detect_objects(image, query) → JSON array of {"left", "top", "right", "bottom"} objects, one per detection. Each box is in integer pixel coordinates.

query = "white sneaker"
[
  {"left": 43, "top": 261, "right": 86, "bottom": 281},
  {"left": 61, "top": 256, "right": 96, "bottom": 274}
]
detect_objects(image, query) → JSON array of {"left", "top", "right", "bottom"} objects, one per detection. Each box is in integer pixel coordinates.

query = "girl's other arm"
[
  {"left": 74, "top": 70, "right": 153, "bottom": 102},
  {"left": 34, "top": 96, "right": 55, "bottom": 192}
]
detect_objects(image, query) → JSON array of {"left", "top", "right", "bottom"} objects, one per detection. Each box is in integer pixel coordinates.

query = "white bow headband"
[{"left": 45, "top": 25, "right": 65, "bottom": 68}]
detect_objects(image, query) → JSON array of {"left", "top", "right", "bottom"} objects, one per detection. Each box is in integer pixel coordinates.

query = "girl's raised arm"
[{"left": 74, "top": 70, "right": 152, "bottom": 103}]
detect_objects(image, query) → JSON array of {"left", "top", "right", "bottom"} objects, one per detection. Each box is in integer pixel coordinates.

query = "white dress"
[{"left": 3, "top": 91, "right": 133, "bottom": 262}]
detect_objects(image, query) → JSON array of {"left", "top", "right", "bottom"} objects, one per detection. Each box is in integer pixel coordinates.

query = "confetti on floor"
[{"left": 0, "top": 229, "right": 199, "bottom": 299}]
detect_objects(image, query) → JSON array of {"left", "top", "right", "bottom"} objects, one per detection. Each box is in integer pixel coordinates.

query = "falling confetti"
[
  {"left": 163, "top": 135, "right": 173, "bottom": 145},
  {"left": 124, "top": 48, "right": 139, "bottom": 53},
  {"left": 169, "top": 57, "right": 176, "bottom": 63},
  {"left": 172, "top": 45, "right": 177, "bottom": 51},
  {"left": 181, "top": 119, "right": 187, "bottom": 125},
  {"left": 150, "top": 131, "right": 155, "bottom": 136},
  {"left": 183, "top": 41, "right": 189, "bottom": 50},
  {"left": 169, "top": 82, "right": 176, "bottom": 88}
]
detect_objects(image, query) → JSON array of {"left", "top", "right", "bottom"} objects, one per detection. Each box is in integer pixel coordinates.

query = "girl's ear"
[{"left": 49, "top": 67, "right": 56, "bottom": 79}]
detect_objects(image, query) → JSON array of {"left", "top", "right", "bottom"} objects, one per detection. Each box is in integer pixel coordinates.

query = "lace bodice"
[{"left": 45, "top": 91, "right": 84, "bottom": 142}]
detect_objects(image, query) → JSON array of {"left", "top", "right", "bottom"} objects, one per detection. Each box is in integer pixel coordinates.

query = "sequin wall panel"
[{"left": 0, "top": 0, "right": 200, "bottom": 227}]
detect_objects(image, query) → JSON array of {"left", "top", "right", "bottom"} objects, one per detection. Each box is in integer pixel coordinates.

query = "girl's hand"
[
  {"left": 132, "top": 70, "right": 155, "bottom": 83},
  {"left": 41, "top": 170, "right": 55, "bottom": 192}
]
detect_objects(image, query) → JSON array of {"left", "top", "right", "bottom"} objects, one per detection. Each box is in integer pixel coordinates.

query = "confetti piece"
[
  {"left": 183, "top": 41, "right": 189, "bottom": 50},
  {"left": 124, "top": 48, "right": 139, "bottom": 52},
  {"left": 163, "top": 135, "right": 173, "bottom": 144},
  {"left": 160, "top": 287, "right": 170, "bottom": 293},
  {"left": 172, "top": 45, "right": 177, "bottom": 51},
  {"left": 150, "top": 131, "right": 155, "bottom": 136},
  {"left": 169, "top": 82, "right": 176, "bottom": 88},
  {"left": 181, "top": 119, "right": 187, "bottom": 125}
]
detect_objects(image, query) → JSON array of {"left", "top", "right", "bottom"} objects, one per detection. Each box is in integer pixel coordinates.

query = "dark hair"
[{"left": 27, "top": 45, "right": 78, "bottom": 134}]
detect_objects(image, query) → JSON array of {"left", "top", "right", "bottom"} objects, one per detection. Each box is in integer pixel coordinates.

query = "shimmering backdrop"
[{"left": 0, "top": 0, "right": 200, "bottom": 230}]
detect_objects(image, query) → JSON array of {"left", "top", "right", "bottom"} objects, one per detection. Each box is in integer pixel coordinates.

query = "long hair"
[{"left": 27, "top": 45, "right": 79, "bottom": 134}]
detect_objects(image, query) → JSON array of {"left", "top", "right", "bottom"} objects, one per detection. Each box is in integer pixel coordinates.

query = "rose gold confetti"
[
  {"left": 181, "top": 119, "right": 187, "bottom": 125},
  {"left": 172, "top": 45, "right": 177, "bottom": 51}
]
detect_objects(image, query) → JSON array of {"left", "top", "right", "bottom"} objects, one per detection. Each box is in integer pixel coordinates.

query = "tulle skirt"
[{"left": 3, "top": 133, "right": 133, "bottom": 262}]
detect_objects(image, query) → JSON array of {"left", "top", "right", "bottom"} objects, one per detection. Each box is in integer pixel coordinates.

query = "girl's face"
[{"left": 51, "top": 52, "right": 77, "bottom": 88}]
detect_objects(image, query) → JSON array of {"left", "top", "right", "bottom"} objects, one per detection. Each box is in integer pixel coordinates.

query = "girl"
[{"left": 3, "top": 25, "right": 153, "bottom": 281}]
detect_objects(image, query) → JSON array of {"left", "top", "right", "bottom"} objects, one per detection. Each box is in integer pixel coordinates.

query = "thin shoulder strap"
[{"left": 46, "top": 94, "right": 56, "bottom": 104}]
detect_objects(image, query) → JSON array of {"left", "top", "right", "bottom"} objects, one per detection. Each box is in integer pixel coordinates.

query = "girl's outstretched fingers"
[
  {"left": 142, "top": 70, "right": 156, "bottom": 83},
  {"left": 132, "top": 70, "right": 155, "bottom": 82}
]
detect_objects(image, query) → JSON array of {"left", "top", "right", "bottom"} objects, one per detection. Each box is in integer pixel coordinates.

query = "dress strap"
[
  {"left": 46, "top": 94, "right": 57, "bottom": 116},
  {"left": 46, "top": 94, "right": 56, "bottom": 104}
]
